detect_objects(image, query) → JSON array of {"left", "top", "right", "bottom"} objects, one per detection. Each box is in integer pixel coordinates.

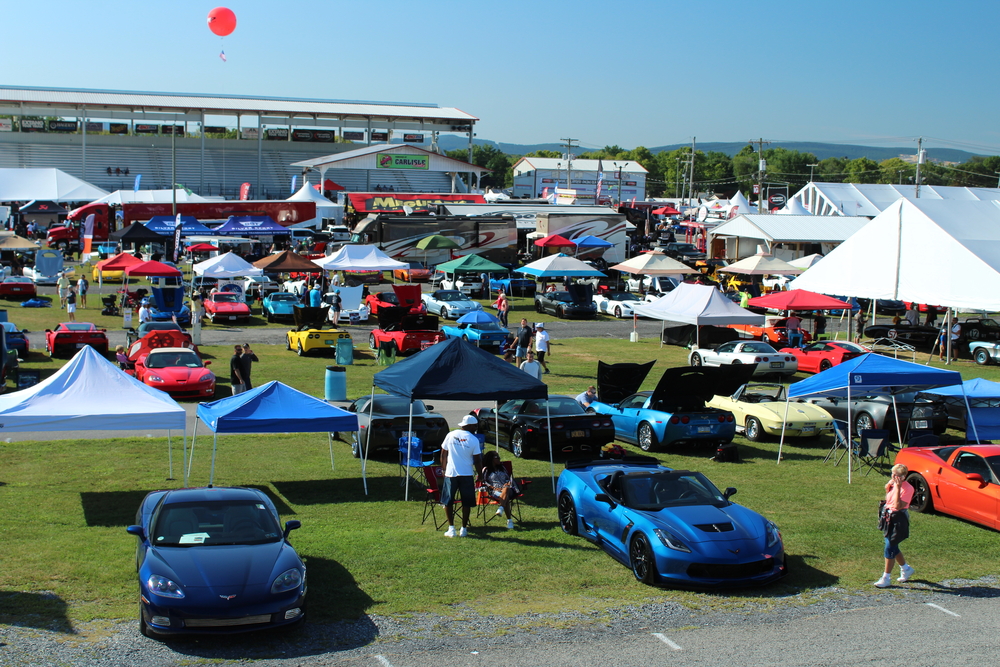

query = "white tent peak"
[
  {"left": 0, "top": 168, "right": 108, "bottom": 202},
  {"left": 288, "top": 181, "right": 335, "bottom": 205},
  {"left": 776, "top": 198, "right": 811, "bottom": 215},
  {"left": 633, "top": 283, "right": 764, "bottom": 326},
  {"left": 315, "top": 244, "right": 407, "bottom": 271},
  {"left": 728, "top": 190, "right": 757, "bottom": 215},
  {"left": 193, "top": 251, "right": 264, "bottom": 277}
]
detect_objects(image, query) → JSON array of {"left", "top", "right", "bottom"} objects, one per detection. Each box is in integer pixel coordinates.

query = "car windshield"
[
  {"left": 371, "top": 396, "right": 430, "bottom": 415},
  {"left": 606, "top": 292, "right": 640, "bottom": 301},
  {"left": 621, "top": 471, "right": 726, "bottom": 510},
  {"left": 671, "top": 243, "right": 698, "bottom": 252},
  {"left": 435, "top": 291, "right": 465, "bottom": 302},
  {"left": 62, "top": 323, "right": 95, "bottom": 332},
  {"left": 146, "top": 351, "right": 202, "bottom": 369},
  {"left": 214, "top": 293, "right": 238, "bottom": 303},
  {"left": 151, "top": 500, "right": 281, "bottom": 547},
  {"left": 741, "top": 342, "right": 778, "bottom": 354},
  {"left": 2, "top": 322, "right": 18, "bottom": 333},
  {"left": 979, "top": 319, "right": 999, "bottom": 328},
  {"left": 378, "top": 293, "right": 399, "bottom": 304},
  {"left": 271, "top": 294, "right": 297, "bottom": 302},
  {"left": 473, "top": 322, "right": 505, "bottom": 331},
  {"left": 743, "top": 385, "right": 785, "bottom": 401},
  {"left": 833, "top": 342, "right": 867, "bottom": 353},
  {"left": 549, "top": 292, "right": 573, "bottom": 303},
  {"left": 987, "top": 456, "right": 1000, "bottom": 481},
  {"left": 140, "top": 323, "right": 181, "bottom": 333},
  {"left": 408, "top": 262, "right": 425, "bottom": 269},
  {"left": 522, "top": 397, "right": 585, "bottom": 416}
]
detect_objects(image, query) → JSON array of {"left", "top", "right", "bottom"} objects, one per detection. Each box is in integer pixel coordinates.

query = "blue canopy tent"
[
  {"left": 371, "top": 338, "right": 549, "bottom": 497},
  {"left": 456, "top": 310, "right": 501, "bottom": 324},
  {"left": 213, "top": 216, "right": 290, "bottom": 236},
  {"left": 191, "top": 381, "right": 358, "bottom": 485},
  {"left": 778, "top": 353, "right": 968, "bottom": 482},
  {"left": 145, "top": 216, "right": 215, "bottom": 236},
  {"left": 571, "top": 235, "right": 614, "bottom": 257},
  {"left": 921, "top": 378, "right": 1000, "bottom": 441}
]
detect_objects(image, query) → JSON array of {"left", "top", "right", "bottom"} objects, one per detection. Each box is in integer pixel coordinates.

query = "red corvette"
[
  {"left": 204, "top": 292, "right": 251, "bottom": 324},
  {"left": 0, "top": 276, "right": 37, "bottom": 299},
  {"left": 729, "top": 316, "right": 813, "bottom": 347},
  {"left": 44, "top": 322, "right": 109, "bottom": 357},
  {"left": 778, "top": 341, "right": 869, "bottom": 373},
  {"left": 897, "top": 444, "right": 1000, "bottom": 530},
  {"left": 368, "top": 307, "right": 444, "bottom": 356},
  {"left": 132, "top": 347, "right": 216, "bottom": 399},
  {"left": 365, "top": 290, "right": 399, "bottom": 315},
  {"left": 366, "top": 285, "right": 423, "bottom": 315},
  {"left": 126, "top": 329, "right": 197, "bottom": 364}
]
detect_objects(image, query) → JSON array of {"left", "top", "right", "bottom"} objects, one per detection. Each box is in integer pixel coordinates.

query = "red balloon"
[{"left": 207, "top": 7, "right": 237, "bottom": 37}]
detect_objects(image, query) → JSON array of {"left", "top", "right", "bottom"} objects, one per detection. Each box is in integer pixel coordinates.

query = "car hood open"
[
  {"left": 597, "top": 360, "right": 656, "bottom": 405},
  {"left": 650, "top": 366, "right": 757, "bottom": 411}
]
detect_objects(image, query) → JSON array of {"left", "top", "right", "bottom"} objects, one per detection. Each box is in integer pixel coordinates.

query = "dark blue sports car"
[
  {"left": 557, "top": 457, "right": 787, "bottom": 588},
  {"left": 126, "top": 486, "right": 306, "bottom": 637}
]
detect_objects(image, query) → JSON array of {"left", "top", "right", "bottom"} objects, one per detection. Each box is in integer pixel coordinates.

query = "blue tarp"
[
  {"left": 787, "top": 353, "right": 962, "bottom": 398},
  {"left": 197, "top": 380, "right": 358, "bottom": 433},
  {"left": 373, "top": 337, "right": 547, "bottom": 401},
  {"left": 923, "top": 378, "right": 1000, "bottom": 441},
  {"left": 213, "top": 216, "right": 289, "bottom": 236},
  {"left": 144, "top": 217, "right": 215, "bottom": 236}
]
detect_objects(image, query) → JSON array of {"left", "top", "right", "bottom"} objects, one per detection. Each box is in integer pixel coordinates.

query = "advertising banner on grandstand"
[
  {"left": 135, "top": 124, "right": 159, "bottom": 134},
  {"left": 266, "top": 128, "right": 288, "bottom": 140},
  {"left": 20, "top": 119, "right": 45, "bottom": 132},
  {"left": 48, "top": 120, "right": 78, "bottom": 132},
  {"left": 110, "top": 123, "right": 129, "bottom": 134},
  {"left": 371, "top": 131, "right": 388, "bottom": 141},
  {"left": 292, "top": 129, "right": 334, "bottom": 142},
  {"left": 161, "top": 125, "right": 184, "bottom": 136},
  {"left": 347, "top": 193, "right": 486, "bottom": 213},
  {"left": 85, "top": 122, "right": 104, "bottom": 132},
  {"left": 0, "top": 119, "right": 11, "bottom": 132},
  {"left": 343, "top": 131, "right": 364, "bottom": 141},
  {"left": 403, "top": 134, "right": 424, "bottom": 143},
  {"left": 376, "top": 153, "right": 429, "bottom": 170},
  {"left": 204, "top": 126, "right": 228, "bottom": 134},
  {"left": 241, "top": 128, "right": 258, "bottom": 140}
]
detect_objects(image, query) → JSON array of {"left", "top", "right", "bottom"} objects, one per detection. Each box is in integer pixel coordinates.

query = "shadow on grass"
[
  {"left": 0, "top": 590, "right": 74, "bottom": 633},
  {"left": 273, "top": 476, "right": 403, "bottom": 505}
]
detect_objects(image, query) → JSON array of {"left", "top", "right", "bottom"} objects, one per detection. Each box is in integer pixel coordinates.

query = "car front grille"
[
  {"left": 687, "top": 558, "right": 775, "bottom": 579},
  {"left": 184, "top": 614, "right": 273, "bottom": 628}
]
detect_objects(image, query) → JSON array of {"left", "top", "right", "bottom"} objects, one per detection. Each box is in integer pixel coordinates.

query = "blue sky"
[{"left": 4, "top": 0, "right": 999, "bottom": 154}]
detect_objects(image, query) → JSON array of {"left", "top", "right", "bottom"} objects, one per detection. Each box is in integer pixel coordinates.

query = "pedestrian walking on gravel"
[{"left": 875, "top": 463, "right": 914, "bottom": 588}]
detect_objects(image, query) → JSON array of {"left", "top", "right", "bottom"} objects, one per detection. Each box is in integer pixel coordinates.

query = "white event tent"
[
  {"left": 790, "top": 198, "right": 1000, "bottom": 311},
  {"left": 0, "top": 168, "right": 108, "bottom": 201},
  {"left": 91, "top": 188, "right": 211, "bottom": 205},
  {"left": 315, "top": 244, "right": 407, "bottom": 271},
  {"left": 287, "top": 181, "right": 344, "bottom": 227},
  {"left": 632, "top": 283, "right": 764, "bottom": 347},
  {"left": 193, "top": 252, "right": 264, "bottom": 278}
]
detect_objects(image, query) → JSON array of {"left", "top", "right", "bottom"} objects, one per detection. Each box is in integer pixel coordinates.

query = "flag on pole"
[
  {"left": 219, "top": 50, "right": 227, "bottom": 62},
  {"left": 133, "top": 174, "right": 141, "bottom": 192},
  {"left": 595, "top": 159, "right": 604, "bottom": 203},
  {"left": 291, "top": 175, "right": 298, "bottom": 194}
]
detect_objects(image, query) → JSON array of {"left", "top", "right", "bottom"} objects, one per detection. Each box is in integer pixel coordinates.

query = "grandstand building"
[{"left": 0, "top": 86, "right": 478, "bottom": 199}]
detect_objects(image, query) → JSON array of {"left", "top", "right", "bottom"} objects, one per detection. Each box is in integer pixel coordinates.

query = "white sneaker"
[
  {"left": 443, "top": 526, "right": 456, "bottom": 538},
  {"left": 874, "top": 573, "right": 892, "bottom": 588},
  {"left": 458, "top": 526, "right": 468, "bottom": 538},
  {"left": 506, "top": 519, "right": 515, "bottom": 530},
  {"left": 495, "top": 506, "right": 505, "bottom": 516},
  {"left": 898, "top": 565, "right": 914, "bottom": 582}
]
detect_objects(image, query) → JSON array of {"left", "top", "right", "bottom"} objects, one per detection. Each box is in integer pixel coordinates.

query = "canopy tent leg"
[
  {"left": 891, "top": 395, "right": 904, "bottom": 445},
  {"left": 167, "top": 432, "right": 174, "bottom": 480},
  {"left": 361, "top": 383, "right": 376, "bottom": 495},
  {"left": 777, "top": 398, "right": 791, "bottom": 464},
  {"left": 328, "top": 432, "right": 335, "bottom": 472},
  {"left": 181, "top": 432, "right": 187, "bottom": 488},
  {"left": 546, "top": 401, "right": 555, "bottom": 494},
  {"left": 494, "top": 401, "right": 500, "bottom": 452},
  {"left": 963, "top": 388, "right": 981, "bottom": 443},
  {"left": 659, "top": 320, "right": 665, "bottom": 348},
  {"left": 187, "top": 419, "right": 199, "bottom": 487},
  {"left": 209, "top": 433, "right": 218, "bottom": 486},
  {"left": 405, "top": 400, "right": 414, "bottom": 501},
  {"left": 847, "top": 387, "right": 853, "bottom": 484}
]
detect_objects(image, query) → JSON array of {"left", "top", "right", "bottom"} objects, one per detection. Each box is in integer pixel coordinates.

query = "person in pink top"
[{"left": 875, "top": 463, "right": 915, "bottom": 587}]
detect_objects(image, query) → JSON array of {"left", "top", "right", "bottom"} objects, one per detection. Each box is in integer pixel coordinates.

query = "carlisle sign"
[{"left": 376, "top": 154, "right": 429, "bottom": 170}]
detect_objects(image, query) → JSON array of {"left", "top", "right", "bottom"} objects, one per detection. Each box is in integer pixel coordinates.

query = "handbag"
[{"left": 878, "top": 500, "right": 889, "bottom": 533}]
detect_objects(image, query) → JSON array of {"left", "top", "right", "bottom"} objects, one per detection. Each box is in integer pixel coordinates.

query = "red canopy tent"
[
  {"left": 652, "top": 206, "right": 681, "bottom": 216},
  {"left": 748, "top": 290, "right": 851, "bottom": 311},
  {"left": 125, "top": 261, "right": 182, "bottom": 277},
  {"left": 533, "top": 234, "right": 575, "bottom": 247},
  {"left": 186, "top": 243, "right": 218, "bottom": 252},
  {"left": 314, "top": 179, "right": 345, "bottom": 192},
  {"left": 98, "top": 252, "right": 143, "bottom": 271}
]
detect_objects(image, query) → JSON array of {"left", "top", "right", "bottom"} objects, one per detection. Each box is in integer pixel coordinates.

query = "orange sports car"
[{"left": 897, "top": 444, "right": 1000, "bottom": 530}]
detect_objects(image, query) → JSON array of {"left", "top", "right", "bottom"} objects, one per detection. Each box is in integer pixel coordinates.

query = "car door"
[
  {"left": 706, "top": 341, "right": 738, "bottom": 367},
  {"left": 613, "top": 394, "right": 648, "bottom": 440},
  {"left": 577, "top": 473, "right": 627, "bottom": 560},
  {"left": 937, "top": 450, "right": 999, "bottom": 527},
  {"left": 492, "top": 399, "right": 524, "bottom": 449}
]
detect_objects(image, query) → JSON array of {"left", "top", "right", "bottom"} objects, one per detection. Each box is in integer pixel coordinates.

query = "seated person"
[
  {"left": 115, "top": 345, "right": 132, "bottom": 370},
  {"left": 481, "top": 451, "right": 520, "bottom": 529}
]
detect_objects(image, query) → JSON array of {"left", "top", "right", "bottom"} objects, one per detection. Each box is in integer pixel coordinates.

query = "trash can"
[
  {"left": 335, "top": 337, "right": 354, "bottom": 366},
  {"left": 0, "top": 309, "right": 7, "bottom": 323},
  {"left": 325, "top": 366, "right": 347, "bottom": 401}
]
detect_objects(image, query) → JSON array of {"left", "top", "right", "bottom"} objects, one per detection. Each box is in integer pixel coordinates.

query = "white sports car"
[
  {"left": 593, "top": 291, "right": 643, "bottom": 318},
  {"left": 688, "top": 340, "right": 799, "bottom": 377},
  {"left": 421, "top": 289, "right": 483, "bottom": 319},
  {"left": 323, "top": 285, "right": 369, "bottom": 323}
]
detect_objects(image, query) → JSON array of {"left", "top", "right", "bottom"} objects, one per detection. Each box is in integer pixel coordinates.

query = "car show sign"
[
  {"left": 376, "top": 153, "right": 429, "bottom": 170},
  {"left": 403, "top": 133, "right": 424, "bottom": 143},
  {"left": 371, "top": 131, "right": 388, "bottom": 141}
]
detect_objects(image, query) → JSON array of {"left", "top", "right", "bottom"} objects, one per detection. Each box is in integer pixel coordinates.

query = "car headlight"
[
  {"left": 148, "top": 375, "right": 164, "bottom": 383},
  {"left": 653, "top": 528, "right": 691, "bottom": 553},
  {"left": 765, "top": 520, "right": 781, "bottom": 548},
  {"left": 147, "top": 574, "right": 184, "bottom": 598},
  {"left": 271, "top": 567, "right": 303, "bottom": 594}
]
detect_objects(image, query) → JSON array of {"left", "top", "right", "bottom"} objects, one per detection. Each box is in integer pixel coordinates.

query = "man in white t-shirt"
[
  {"left": 440, "top": 415, "right": 483, "bottom": 537},
  {"left": 138, "top": 299, "right": 152, "bottom": 324},
  {"left": 533, "top": 323, "right": 551, "bottom": 374}
]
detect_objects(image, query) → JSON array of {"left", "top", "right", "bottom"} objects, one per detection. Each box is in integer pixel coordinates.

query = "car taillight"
[
  {"left": 718, "top": 414, "right": 726, "bottom": 422},
  {"left": 680, "top": 416, "right": 690, "bottom": 424},
  {"left": 785, "top": 356, "right": 795, "bottom": 362},
  {"left": 670, "top": 416, "right": 680, "bottom": 424},
  {"left": 755, "top": 356, "right": 765, "bottom": 362},
  {"left": 727, "top": 415, "right": 734, "bottom": 422}
]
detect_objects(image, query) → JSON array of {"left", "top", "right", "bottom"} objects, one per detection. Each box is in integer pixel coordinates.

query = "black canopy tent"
[{"left": 371, "top": 338, "right": 549, "bottom": 497}]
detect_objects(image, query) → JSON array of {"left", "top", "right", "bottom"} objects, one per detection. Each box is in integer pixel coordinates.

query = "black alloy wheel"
[
  {"left": 907, "top": 473, "right": 933, "bottom": 513},
  {"left": 558, "top": 492, "right": 578, "bottom": 535},
  {"left": 630, "top": 533, "right": 655, "bottom": 584}
]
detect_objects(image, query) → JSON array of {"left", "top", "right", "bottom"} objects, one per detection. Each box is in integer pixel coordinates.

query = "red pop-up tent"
[
  {"left": 533, "top": 234, "right": 574, "bottom": 247},
  {"left": 748, "top": 290, "right": 851, "bottom": 311},
  {"left": 125, "top": 261, "right": 182, "bottom": 278},
  {"left": 652, "top": 206, "right": 681, "bottom": 216}
]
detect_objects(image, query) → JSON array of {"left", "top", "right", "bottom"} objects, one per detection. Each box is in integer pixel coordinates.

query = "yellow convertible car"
[
  {"left": 285, "top": 304, "right": 352, "bottom": 356},
  {"left": 707, "top": 383, "right": 834, "bottom": 442}
]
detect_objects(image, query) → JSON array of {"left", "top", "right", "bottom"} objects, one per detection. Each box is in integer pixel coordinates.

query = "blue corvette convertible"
[
  {"left": 557, "top": 457, "right": 787, "bottom": 587},
  {"left": 589, "top": 366, "right": 754, "bottom": 451},
  {"left": 441, "top": 312, "right": 508, "bottom": 351},
  {"left": 126, "top": 486, "right": 306, "bottom": 637},
  {"left": 263, "top": 292, "right": 300, "bottom": 323}
]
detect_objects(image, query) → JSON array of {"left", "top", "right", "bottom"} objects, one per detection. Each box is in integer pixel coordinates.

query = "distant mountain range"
[{"left": 433, "top": 136, "right": 984, "bottom": 163}]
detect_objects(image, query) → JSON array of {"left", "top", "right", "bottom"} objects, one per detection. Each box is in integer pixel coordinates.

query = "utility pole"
[
  {"left": 915, "top": 137, "right": 924, "bottom": 199},
  {"left": 994, "top": 171, "right": 1000, "bottom": 188},
  {"left": 560, "top": 137, "right": 578, "bottom": 194},
  {"left": 687, "top": 137, "right": 696, "bottom": 207},
  {"left": 674, "top": 157, "right": 681, "bottom": 198},
  {"left": 807, "top": 163, "right": 818, "bottom": 182},
  {"left": 750, "top": 138, "right": 770, "bottom": 212}
]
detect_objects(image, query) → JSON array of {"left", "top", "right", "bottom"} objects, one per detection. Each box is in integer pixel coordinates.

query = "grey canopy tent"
[{"left": 371, "top": 338, "right": 549, "bottom": 497}]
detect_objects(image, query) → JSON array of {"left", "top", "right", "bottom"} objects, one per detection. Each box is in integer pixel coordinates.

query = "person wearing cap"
[
  {"left": 329, "top": 288, "right": 343, "bottom": 326},
  {"left": 440, "top": 415, "right": 483, "bottom": 538},
  {"left": 308, "top": 283, "right": 322, "bottom": 308},
  {"left": 576, "top": 386, "right": 597, "bottom": 409},
  {"left": 534, "top": 323, "right": 551, "bottom": 374},
  {"left": 138, "top": 298, "right": 152, "bottom": 324}
]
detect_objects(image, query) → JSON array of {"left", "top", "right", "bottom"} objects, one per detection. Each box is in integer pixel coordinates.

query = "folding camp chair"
[
  {"left": 421, "top": 464, "right": 447, "bottom": 529},
  {"left": 398, "top": 435, "right": 438, "bottom": 489},
  {"left": 857, "top": 429, "right": 891, "bottom": 477},
  {"left": 826, "top": 421, "right": 853, "bottom": 465},
  {"left": 476, "top": 460, "right": 530, "bottom": 525}
]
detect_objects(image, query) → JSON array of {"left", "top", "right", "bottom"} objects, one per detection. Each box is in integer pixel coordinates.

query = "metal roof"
[
  {"left": 290, "top": 143, "right": 486, "bottom": 173},
  {"left": 0, "top": 85, "right": 477, "bottom": 124},
  {"left": 512, "top": 157, "right": 647, "bottom": 174},
  {"left": 793, "top": 182, "right": 1000, "bottom": 217},
  {"left": 709, "top": 214, "right": 870, "bottom": 243}
]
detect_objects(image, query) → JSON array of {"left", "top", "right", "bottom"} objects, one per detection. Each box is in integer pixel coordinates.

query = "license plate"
[
  {"left": 697, "top": 426, "right": 712, "bottom": 433},
  {"left": 770, "top": 362, "right": 783, "bottom": 368},
  {"left": 229, "top": 316, "right": 237, "bottom": 320},
  {"left": 570, "top": 430, "right": 586, "bottom": 438},
  {"left": 913, "top": 420, "right": 929, "bottom": 429},
  {"left": 76, "top": 343, "right": 86, "bottom": 348},
  {"left": 325, "top": 339, "right": 336, "bottom": 345},
  {"left": 802, "top": 425, "right": 815, "bottom": 433}
]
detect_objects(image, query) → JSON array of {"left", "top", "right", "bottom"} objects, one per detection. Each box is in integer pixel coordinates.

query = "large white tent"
[
  {"left": 0, "top": 168, "right": 108, "bottom": 201},
  {"left": 91, "top": 188, "right": 211, "bottom": 205},
  {"left": 633, "top": 283, "right": 764, "bottom": 347},
  {"left": 315, "top": 244, "right": 407, "bottom": 271},
  {"left": 193, "top": 252, "right": 264, "bottom": 278},
  {"left": 287, "top": 181, "right": 344, "bottom": 227},
  {"left": 790, "top": 198, "right": 1000, "bottom": 311}
]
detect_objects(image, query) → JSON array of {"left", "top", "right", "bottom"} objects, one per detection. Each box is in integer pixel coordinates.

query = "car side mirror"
[
  {"left": 126, "top": 525, "right": 145, "bottom": 539},
  {"left": 283, "top": 519, "right": 302, "bottom": 538},
  {"left": 723, "top": 487, "right": 737, "bottom": 501},
  {"left": 425, "top": 405, "right": 434, "bottom": 411},
  {"left": 966, "top": 473, "right": 987, "bottom": 485},
  {"left": 594, "top": 493, "right": 617, "bottom": 509},
  {"left": 21, "top": 329, "right": 27, "bottom": 334},
  {"left": 203, "top": 360, "right": 212, "bottom": 367}
]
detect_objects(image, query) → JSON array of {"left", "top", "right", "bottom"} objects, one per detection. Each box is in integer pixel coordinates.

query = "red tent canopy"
[
  {"left": 652, "top": 206, "right": 681, "bottom": 215},
  {"left": 98, "top": 252, "right": 144, "bottom": 271},
  {"left": 124, "top": 260, "right": 182, "bottom": 277},
  {"left": 315, "top": 179, "right": 345, "bottom": 191},
  {"left": 533, "top": 234, "right": 575, "bottom": 247},
  {"left": 748, "top": 289, "right": 851, "bottom": 311},
  {"left": 187, "top": 243, "right": 218, "bottom": 252}
]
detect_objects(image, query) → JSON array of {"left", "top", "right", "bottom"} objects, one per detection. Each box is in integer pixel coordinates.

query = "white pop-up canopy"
[
  {"left": 632, "top": 283, "right": 764, "bottom": 347},
  {"left": 0, "top": 168, "right": 108, "bottom": 201},
  {"left": 91, "top": 188, "right": 210, "bottom": 205},
  {"left": 315, "top": 244, "right": 407, "bottom": 271},
  {"left": 790, "top": 198, "right": 1000, "bottom": 311},
  {"left": 287, "top": 181, "right": 343, "bottom": 226},
  {"left": 193, "top": 252, "right": 264, "bottom": 278}
]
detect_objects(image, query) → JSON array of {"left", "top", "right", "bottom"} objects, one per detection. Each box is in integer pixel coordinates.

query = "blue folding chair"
[{"left": 398, "top": 435, "right": 438, "bottom": 491}]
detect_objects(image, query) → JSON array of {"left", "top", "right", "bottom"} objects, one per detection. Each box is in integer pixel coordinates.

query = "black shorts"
[
  {"left": 536, "top": 350, "right": 546, "bottom": 363},
  {"left": 440, "top": 476, "right": 475, "bottom": 506}
]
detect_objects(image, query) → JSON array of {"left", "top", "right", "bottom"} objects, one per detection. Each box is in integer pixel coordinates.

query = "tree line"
[{"left": 447, "top": 143, "right": 1000, "bottom": 197}]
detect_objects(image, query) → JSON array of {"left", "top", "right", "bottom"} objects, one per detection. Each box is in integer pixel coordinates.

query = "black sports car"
[
  {"left": 345, "top": 394, "right": 449, "bottom": 457},
  {"left": 959, "top": 318, "right": 1000, "bottom": 342},
  {"left": 472, "top": 395, "right": 615, "bottom": 458},
  {"left": 804, "top": 391, "right": 948, "bottom": 441},
  {"left": 863, "top": 323, "right": 939, "bottom": 348},
  {"left": 534, "top": 284, "right": 597, "bottom": 319}
]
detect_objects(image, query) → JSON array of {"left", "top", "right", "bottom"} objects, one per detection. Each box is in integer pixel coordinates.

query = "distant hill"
[{"left": 434, "top": 136, "right": 984, "bottom": 163}]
